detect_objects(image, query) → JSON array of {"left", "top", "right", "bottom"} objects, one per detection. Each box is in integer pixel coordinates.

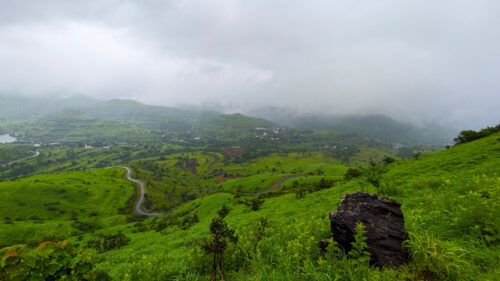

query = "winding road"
[
  {"left": 0, "top": 151, "right": 39, "bottom": 167},
  {"left": 113, "top": 166, "right": 304, "bottom": 217},
  {"left": 244, "top": 175, "right": 303, "bottom": 196},
  {"left": 114, "top": 166, "right": 165, "bottom": 217}
]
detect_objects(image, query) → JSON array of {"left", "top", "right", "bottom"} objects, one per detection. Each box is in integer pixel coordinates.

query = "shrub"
[
  {"left": 382, "top": 156, "right": 396, "bottom": 165},
  {"left": 179, "top": 214, "right": 200, "bottom": 230},
  {"left": 344, "top": 168, "right": 362, "bottom": 180},
  {"left": 378, "top": 182, "right": 403, "bottom": 196},
  {"left": 199, "top": 205, "right": 237, "bottom": 280},
  {"left": 73, "top": 221, "right": 100, "bottom": 233},
  {"left": 0, "top": 241, "right": 111, "bottom": 280},
  {"left": 454, "top": 130, "right": 481, "bottom": 145},
  {"left": 349, "top": 222, "right": 370, "bottom": 265},
  {"left": 101, "top": 232, "right": 130, "bottom": 253},
  {"left": 454, "top": 124, "right": 500, "bottom": 145},
  {"left": 405, "top": 232, "right": 470, "bottom": 280},
  {"left": 238, "top": 197, "right": 265, "bottom": 211}
]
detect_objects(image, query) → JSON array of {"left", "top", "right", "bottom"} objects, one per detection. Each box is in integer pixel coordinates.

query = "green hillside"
[
  {"left": 0, "top": 94, "right": 98, "bottom": 122},
  {"left": 0, "top": 168, "right": 134, "bottom": 246},
  {"left": 11, "top": 110, "right": 154, "bottom": 143},
  {"left": 93, "top": 132, "right": 499, "bottom": 280},
  {"left": 248, "top": 106, "right": 455, "bottom": 145},
  {"left": 2, "top": 132, "right": 498, "bottom": 280},
  {"left": 81, "top": 99, "right": 218, "bottom": 133}
]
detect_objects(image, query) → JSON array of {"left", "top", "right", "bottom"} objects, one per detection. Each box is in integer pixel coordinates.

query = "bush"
[
  {"left": 344, "top": 168, "right": 362, "bottom": 180},
  {"left": 454, "top": 124, "right": 500, "bottom": 145},
  {"left": 0, "top": 241, "right": 111, "bottom": 280},
  {"left": 405, "top": 232, "right": 470, "bottom": 280},
  {"left": 382, "top": 156, "right": 396, "bottom": 165},
  {"left": 238, "top": 197, "right": 265, "bottom": 211},
  {"left": 87, "top": 232, "right": 131, "bottom": 253},
  {"left": 73, "top": 221, "right": 100, "bottom": 233},
  {"left": 179, "top": 214, "right": 200, "bottom": 230}
]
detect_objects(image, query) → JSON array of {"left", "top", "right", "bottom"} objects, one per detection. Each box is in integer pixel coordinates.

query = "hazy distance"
[{"left": 1, "top": 0, "right": 499, "bottom": 130}]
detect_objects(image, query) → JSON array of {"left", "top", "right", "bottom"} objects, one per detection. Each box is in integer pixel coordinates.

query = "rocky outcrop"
[{"left": 329, "top": 192, "right": 408, "bottom": 267}]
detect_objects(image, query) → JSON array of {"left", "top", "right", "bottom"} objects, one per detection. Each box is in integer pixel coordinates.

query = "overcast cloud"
[{"left": 0, "top": 0, "right": 499, "bottom": 129}]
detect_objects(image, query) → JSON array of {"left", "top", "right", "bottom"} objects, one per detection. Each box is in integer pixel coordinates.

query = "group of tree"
[{"left": 454, "top": 124, "right": 500, "bottom": 145}]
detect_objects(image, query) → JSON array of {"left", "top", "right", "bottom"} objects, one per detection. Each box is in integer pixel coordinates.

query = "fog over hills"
[
  {"left": 0, "top": 94, "right": 454, "bottom": 144},
  {"left": 1, "top": 1, "right": 499, "bottom": 130}
]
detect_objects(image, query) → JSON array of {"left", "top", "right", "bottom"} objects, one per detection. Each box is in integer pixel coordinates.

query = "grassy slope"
[
  {"left": 126, "top": 151, "right": 349, "bottom": 210},
  {"left": 0, "top": 168, "right": 134, "bottom": 246},
  {"left": 93, "top": 133, "right": 500, "bottom": 280},
  {"left": 0, "top": 144, "right": 33, "bottom": 165},
  {"left": 1, "top": 133, "right": 497, "bottom": 280}
]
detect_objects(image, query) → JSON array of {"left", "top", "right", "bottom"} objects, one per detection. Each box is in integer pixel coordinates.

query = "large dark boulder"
[{"left": 329, "top": 192, "right": 408, "bottom": 267}]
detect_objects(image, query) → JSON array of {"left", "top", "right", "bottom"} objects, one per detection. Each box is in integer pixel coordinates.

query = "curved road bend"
[
  {"left": 1, "top": 151, "right": 40, "bottom": 167},
  {"left": 114, "top": 166, "right": 165, "bottom": 217},
  {"left": 113, "top": 166, "right": 304, "bottom": 216},
  {"left": 244, "top": 175, "right": 303, "bottom": 196}
]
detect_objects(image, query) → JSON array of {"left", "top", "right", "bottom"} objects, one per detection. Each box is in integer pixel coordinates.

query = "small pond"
[{"left": 0, "top": 134, "right": 16, "bottom": 144}]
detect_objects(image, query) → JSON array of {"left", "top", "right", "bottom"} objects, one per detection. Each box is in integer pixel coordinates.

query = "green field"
[{"left": 0, "top": 168, "right": 134, "bottom": 246}]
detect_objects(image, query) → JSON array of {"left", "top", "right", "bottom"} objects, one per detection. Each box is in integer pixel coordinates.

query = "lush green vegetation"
[
  {"left": 0, "top": 144, "right": 33, "bottom": 166},
  {"left": 3, "top": 96, "right": 498, "bottom": 280},
  {"left": 453, "top": 124, "right": 500, "bottom": 144},
  {"left": 2, "top": 130, "right": 498, "bottom": 280},
  {"left": 0, "top": 168, "right": 134, "bottom": 246},
  {"left": 1, "top": 240, "right": 111, "bottom": 280}
]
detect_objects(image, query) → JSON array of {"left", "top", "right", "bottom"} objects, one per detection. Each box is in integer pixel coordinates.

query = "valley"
[{"left": 0, "top": 96, "right": 498, "bottom": 280}]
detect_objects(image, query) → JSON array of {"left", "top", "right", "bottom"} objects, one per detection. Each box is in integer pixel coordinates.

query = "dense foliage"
[
  {"left": 0, "top": 241, "right": 110, "bottom": 280},
  {"left": 453, "top": 124, "right": 500, "bottom": 144}
]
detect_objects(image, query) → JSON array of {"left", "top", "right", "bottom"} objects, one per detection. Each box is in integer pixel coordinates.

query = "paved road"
[
  {"left": 114, "top": 166, "right": 165, "bottom": 217},
  {"left": 244, "top": 175, "right": 303, "bottom": 196},
  {"left": 1, "top": 151, "right": 39, "bottom": 167},
  {"left": 113, "top": 166, "right": 304, "bottom": 217}
]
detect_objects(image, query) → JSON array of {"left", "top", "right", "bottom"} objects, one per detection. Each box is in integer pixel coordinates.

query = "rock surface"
[
  {"left": 329, "top": 192, "right": 408, "bottom": 267},
  {"left": 319, "top": 239, "right": 330, "bottom": 257}
]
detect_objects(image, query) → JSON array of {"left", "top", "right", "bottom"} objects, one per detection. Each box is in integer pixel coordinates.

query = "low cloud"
[{"left": 0, "top": 0, "right": 499, "bottom": 129}]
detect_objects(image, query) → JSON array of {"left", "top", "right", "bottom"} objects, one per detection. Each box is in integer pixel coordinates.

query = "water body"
[{"left": 0, "top": 134, "right": 16, "bottom": 144}]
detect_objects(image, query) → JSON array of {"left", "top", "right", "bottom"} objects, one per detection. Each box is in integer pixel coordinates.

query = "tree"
[
  {"left": 454, "top": 125, "right": 500, "bottom": 145},
  {"left": 200, "top": 205, "right": 237, "bottom": 280},
  {"left": 454, "top": 130, "right": 480, "bottom": 145},
  {"left": 344, "top": 168, "right": 362, "bottom": 181},
  {"left": 382, "top": 156, "right": 395, "bottom": 165}
]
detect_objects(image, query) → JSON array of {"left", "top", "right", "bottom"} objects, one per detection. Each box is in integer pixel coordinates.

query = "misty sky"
[{"left": 0, "top": 1, "right": 499, "bottom": 129}]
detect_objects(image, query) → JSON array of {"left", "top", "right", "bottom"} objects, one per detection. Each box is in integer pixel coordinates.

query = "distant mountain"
[
  {"left": 79, "top": 99, "right": 219, "bottom": 132},
  {"left": 12, "top": 109, "right": 150, "bottom": 142},
  {"left": 0, "top": 94, "right": 98, "bottom": 121},
  {"left": 1, "top": 95, "right": 451, "bottom": 144},
  {"left": 1, "top": 95, "right": 277, "bottom": 142},
  {"left": 245, "top": 106, "right": 456, "bottom": 145}
]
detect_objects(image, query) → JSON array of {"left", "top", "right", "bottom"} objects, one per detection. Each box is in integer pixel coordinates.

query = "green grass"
[
  {"left": 0, "top": 168, "right": 133, "bottom": 246},
  {"left": 2, "top": 132, "right": 499, "bottom": 280},
  {"left": 219, "top": 172, "right": 287, "bottom": 193},
  {"left": 0, "top": 143, "right": 33, "bottom": 165},
  {"left": 89, "top": 132, "right": 500, "bottom": 280}
]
